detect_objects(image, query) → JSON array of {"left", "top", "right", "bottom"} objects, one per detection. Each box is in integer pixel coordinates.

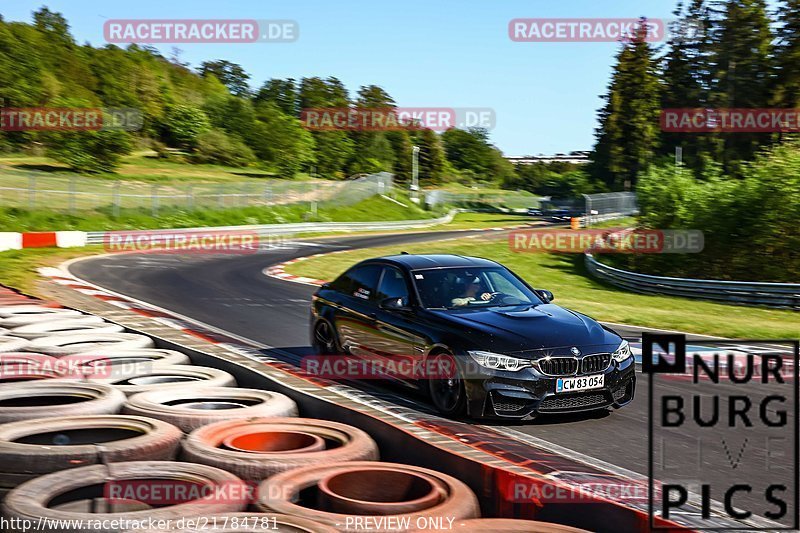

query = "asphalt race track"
[{"left": 69, "top": 229, "right": 797, "bottom": 525}]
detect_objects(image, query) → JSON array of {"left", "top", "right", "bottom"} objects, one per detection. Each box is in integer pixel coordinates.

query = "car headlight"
[
  {"left": 467, "top": 351, "right": 533, "bottom": 372},
  {"left": 612, "top": 339, "right": 632, "bottom": 363}
]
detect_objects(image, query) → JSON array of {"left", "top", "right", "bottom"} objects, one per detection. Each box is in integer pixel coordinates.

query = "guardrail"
[{"left": 585, "top": 252, "right": 800, "bottom": 309}]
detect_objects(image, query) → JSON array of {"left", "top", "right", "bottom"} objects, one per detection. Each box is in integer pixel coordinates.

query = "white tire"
[
  {"left": 58, "top": 350, "right": 191, "bottom": 380},
  {"left": 0, "top": 306, "right": 81, "bottom": 319},
  {"left": 89, "top": 365, "right": 236, "bottom": 396},
  {"left": 10, "top": 319, "right": 124, "bottom": 340},
  {"left": 0, "top": 353, "right": 63, "bottom": 382},
  {"left": 123, "top": 387, "right": 298, "bottom": 432},
  {"left": 0, "top": 337, "right": 30, "bottom": 353},
  {"left": 0, "top": 382, "right": 126, "bottom": 423},
  {"left": 0, "top": 311, "right": 86, "bottom": 328},
  {"left": 26, "top": 333, "right": 154, "bottom": 356},
  {"left": 74, "top": 348, "right": 190, "bottom": 366}
]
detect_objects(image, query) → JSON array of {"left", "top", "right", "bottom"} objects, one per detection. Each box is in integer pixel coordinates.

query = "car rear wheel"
[
  {"left": 312, "top": 320, "right": 339, "bottom": 355},
  {"left": 427, "top": 351, "right": 466, "bottom": 417}
]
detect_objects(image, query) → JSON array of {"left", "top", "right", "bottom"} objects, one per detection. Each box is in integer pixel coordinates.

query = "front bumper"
[{"left": 463, "top": 355, "right": 636, "bottom": 420}]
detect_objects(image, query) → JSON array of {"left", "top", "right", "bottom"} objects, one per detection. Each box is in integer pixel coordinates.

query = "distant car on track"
[
  {"left": 310, "top": 254, "right": 635, "bottom": 420},
  {"left": 526, "top": 207, "right": 543, "bottom": 216}
]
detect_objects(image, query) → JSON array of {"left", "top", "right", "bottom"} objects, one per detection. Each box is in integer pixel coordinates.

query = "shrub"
[
  {"left": 191, "top": 129, "right": 255, "bottom": 167},
  {"left": 45, "top": 129, "right": 133, "bottom": 173}
]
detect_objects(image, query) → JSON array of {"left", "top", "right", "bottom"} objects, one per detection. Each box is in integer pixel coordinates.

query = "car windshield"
[{"left": 411, "top": 267, "right": 543, "bottom": 309}]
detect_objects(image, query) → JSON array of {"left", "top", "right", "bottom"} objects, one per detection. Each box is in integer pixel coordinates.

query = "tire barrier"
[
  {"left": 0, "top": 336, "right": 30, "bottom": 353},
  {"left": 182, "top": 418, "right": 379, "bottom": 482},
  {"left": 0, "top": 381, "right": 126, "bottom": 423},
  {"left": 9, "top": 318, "right": 124, "bottom": 339},
  {"left": 26, "top": 332, "right": 155, "bottom": 356},
  {"left": 123, "top": 513, "right": 339, "bottom": 533},
  {"left": 76, "top": 348, "right": 191, "bottom": 366},
  {"left": 1, "top": 461, "right": 249, "bottom": 532},
  {"left": 0, "top": 415, "right": 182, "bottom": 493},
  {"left": 58, "top": 349, "right": 192, "bottom": 380},
  {"left": 428, "top": 519, "right": 592, "bottom": 532},
  {"left": 0, "top": 353, "right": 57, "bottom": 369},
  {"left": 88, "top": 365, "right": 237, "bottom": 396},
  {"left": 123, "top": 387, "right": 298, "bottom": 432},
  {"left": 0, "top": 353, "right": 62, "bottom": 382},
  {"left": 0, "top": 305, "right": 79, "bottom": 320},
  {"left": 255, "top": 461, "right": 479, "bottom": 532},
  {"left": 0, "top": 309, "right": 86, "bottom": 328}
]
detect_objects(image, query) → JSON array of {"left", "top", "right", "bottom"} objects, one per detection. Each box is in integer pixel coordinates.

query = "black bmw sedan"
[{"left": 309, "top": 254, "right": 635, "bottom": 420}]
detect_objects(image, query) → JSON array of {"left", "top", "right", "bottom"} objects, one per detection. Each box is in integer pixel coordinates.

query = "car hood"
[{"left": 428, "top": 304, "right": 619, "bottom": 354}]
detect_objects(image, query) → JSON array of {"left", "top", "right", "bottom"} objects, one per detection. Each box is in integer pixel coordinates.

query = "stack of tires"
[{"left": 0, "top": 294, "right": 585, "bottom": 532}]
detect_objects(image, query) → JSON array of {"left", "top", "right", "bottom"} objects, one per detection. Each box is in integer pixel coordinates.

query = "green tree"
[
  {"left": 199, "top": 60, "right": 251, "bottom": 96},
  {"left": 773, "top": 0, "right": 800, "bottom": 107},
  {"left": 347, "top": 85, "right": 397, "bottom": 174},
  {"left": 254, "top": 78, "right": 298, "bottom": 115},
  {"left": 249, "top": 102, "right": 316, "bottom": 178},
  {"left": 162, "top": 105, "right": 211, "bottom": 149},
  {"left": 441, "top": 127, "right": 508, "bottom": 182},
  {"left": 192, "top": 129, "right": 255, "bottom": 167},
  {"left": 415, "top": 128, "right": 446, "bottom": 184},
  {"left": 711, "top": 0, "right": 774, "bottom": 171},
  {"left": 590, "top": 18, "right": 661, "bottom": 190},
  {"left": 660, "top": 0, "right": 717, "bottom": 174},
  {"left": 298, "top": 77, "right": 353, "bottom": 177},
  {"left": 386, "top": 130, "right": 413, "bottom": 183},
  {"left": 45, "top": 129, "right": 133, "bottom": 173}
]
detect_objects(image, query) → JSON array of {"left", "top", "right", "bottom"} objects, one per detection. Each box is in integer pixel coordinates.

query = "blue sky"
[{"left": 6, "top": 1, "right": 686, "bottom": 154}]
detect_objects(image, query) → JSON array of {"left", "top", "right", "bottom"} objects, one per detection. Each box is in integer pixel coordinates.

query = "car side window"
[
  {"left": 376, "top": 266, "right": 410, "bottom": 304},
  {"left": 345, "top": 264, "right": 382, "bottom": 302},
  {"left": 329, "top": 269, "right": 354, "bottom": 293}
]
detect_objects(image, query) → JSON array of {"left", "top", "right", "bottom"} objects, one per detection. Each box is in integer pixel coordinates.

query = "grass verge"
[
  {"left": 284, "top": 235, "right": 800, "bottom": 339},
  {"left": 0, "top": 246, "right": 105, "bottom": 295},
  {"left": 0, "top": 192, "right": 444, "bottom": 232}
]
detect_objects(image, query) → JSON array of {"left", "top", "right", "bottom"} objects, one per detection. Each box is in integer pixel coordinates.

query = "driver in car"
[{"left": 451, "top": 276, "right": 494, "bottom": 307}]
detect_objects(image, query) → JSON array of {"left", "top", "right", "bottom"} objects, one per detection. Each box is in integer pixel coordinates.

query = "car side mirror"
[
  {"left": 320, "top": 282, "right": 331, "bottom": 290},
  {"left": 536, "top": 289, "right": 554, "bottom": 303},
  {"left": 380, "top": 297, "right": 410, "bottom": 311}
]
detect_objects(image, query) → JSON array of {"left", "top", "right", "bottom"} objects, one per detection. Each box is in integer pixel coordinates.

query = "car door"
[
  {"left": 332, "top": 264, "right": 382, "bottom": 358},
  {"left": 371, "top": 265, "right": 427, "bottom": 386}
]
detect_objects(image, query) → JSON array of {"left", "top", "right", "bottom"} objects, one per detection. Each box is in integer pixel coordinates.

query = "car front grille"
[
  {"left": 581, "top": 353, "right": 611, "bottom": 374},
  {"left": 539, "top": 393, "right": 608, "bottom": 412},
  {"left": 536, "top": 353, "right": 611, "bottom": 377},
  {"left": 537, "top": 357, "right": 578, "bottom": 377}
]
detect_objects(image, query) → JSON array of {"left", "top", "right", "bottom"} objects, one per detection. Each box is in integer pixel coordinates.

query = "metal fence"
[
  {"left": 583, "top": 192, "right": 638, "bottom": 225},
  {"left": 0, "top": 171, "right": 393, "bottom": 216},
  {"left": 85, "top": 209, "right": 457, "bottom": 245},
  {"left": 425, "top": 189, "right": 542, "bottom": 210},
  {"left": 585, "top": 253, "right": 800, "bottom": 309}
]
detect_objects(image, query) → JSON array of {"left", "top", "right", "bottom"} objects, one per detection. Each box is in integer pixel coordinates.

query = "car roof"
[{"left": 364, "top": 254, "right": 501, "bottom": 270}]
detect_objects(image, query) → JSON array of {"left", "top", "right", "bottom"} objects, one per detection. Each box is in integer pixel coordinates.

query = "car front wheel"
[{"left": 427, "top": 351, "right": 467, "bottom": 417}]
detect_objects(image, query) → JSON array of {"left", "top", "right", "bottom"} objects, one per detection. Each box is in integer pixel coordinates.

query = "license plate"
[{"left": 556, "top": 374, "right": 604, "bottom": 393}]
